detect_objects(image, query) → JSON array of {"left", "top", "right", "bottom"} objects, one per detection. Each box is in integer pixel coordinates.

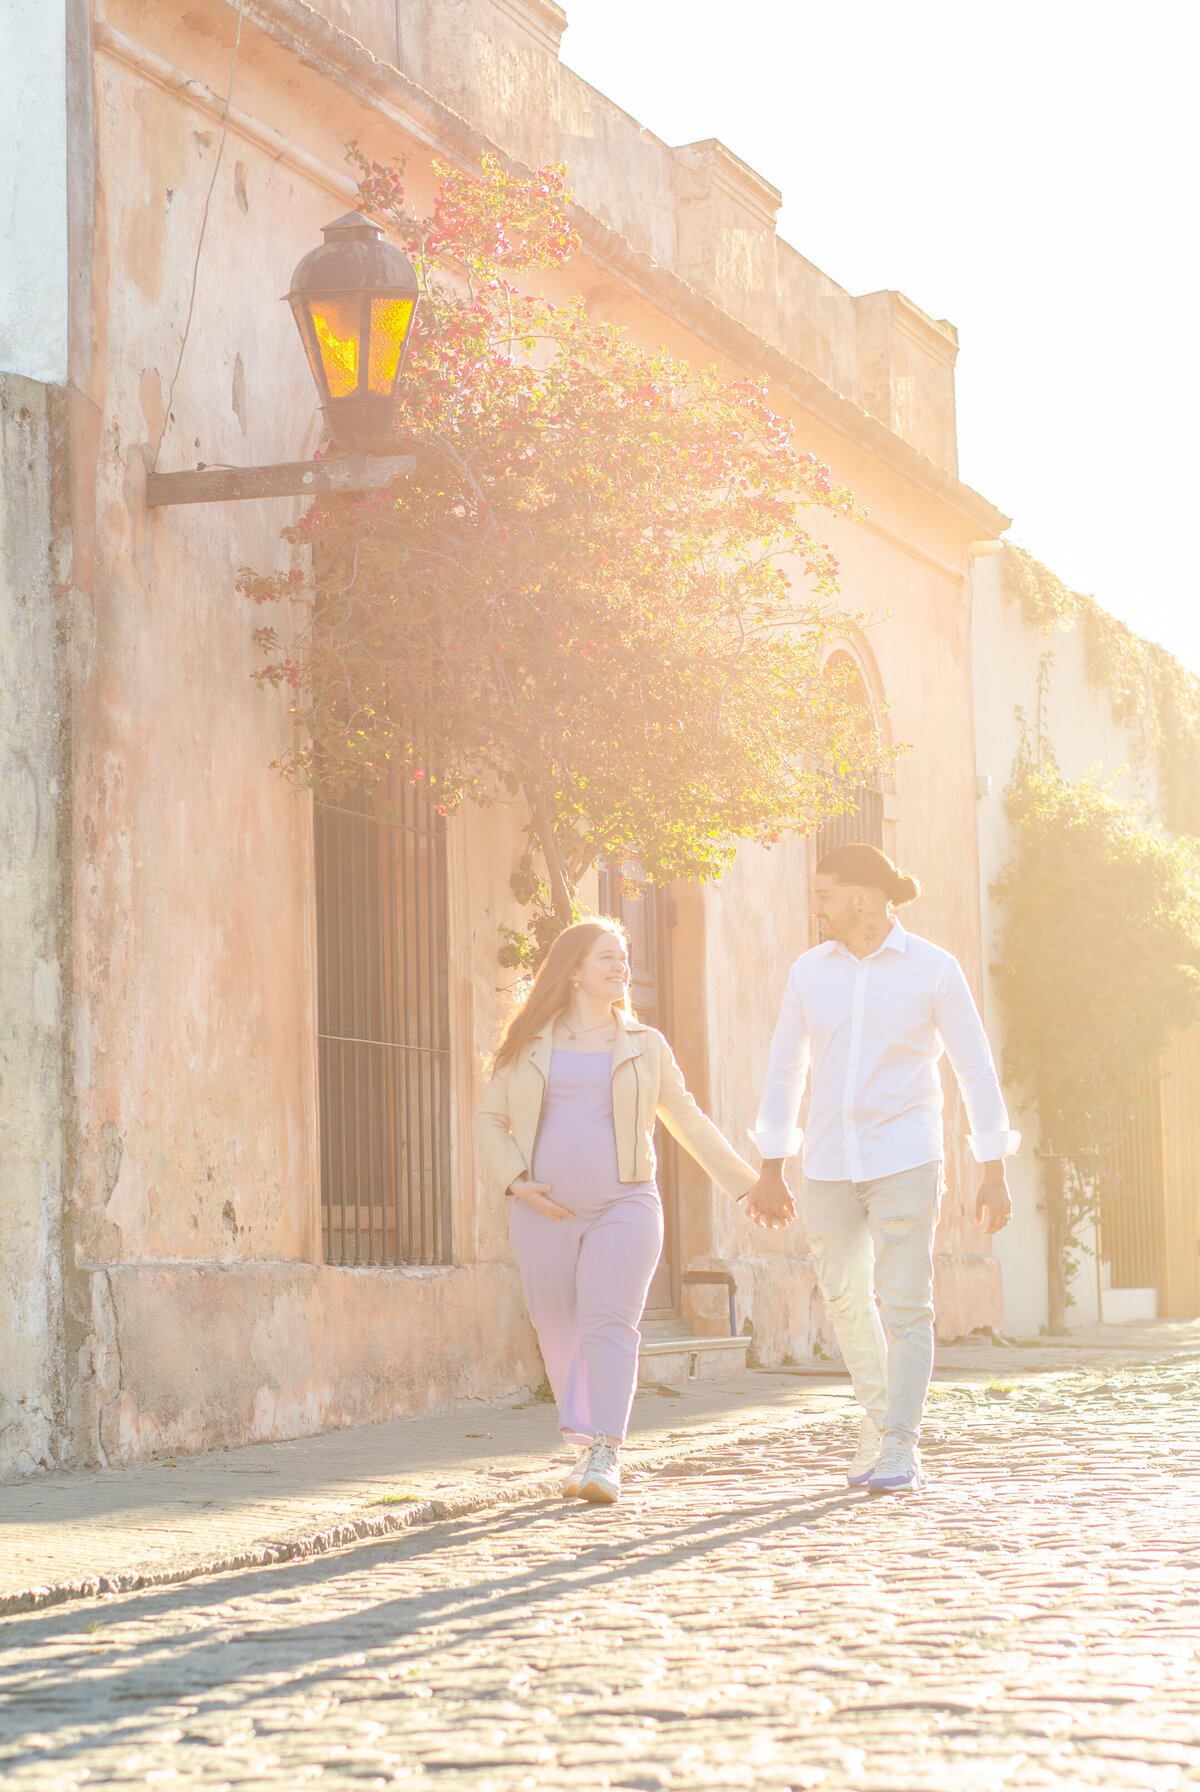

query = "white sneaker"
[
  {"left": 577, "top": 1435, "right": 621, "bottom": 1505},
  {"left": 847, "top": 1416, "right": 882, "bottom": 1487},
  {"left": 560, "top": 1446, "right": 591, "bottom": 1498},
  {"left": 867, "top": 1438, "right": 924, "bottom": 1496}
]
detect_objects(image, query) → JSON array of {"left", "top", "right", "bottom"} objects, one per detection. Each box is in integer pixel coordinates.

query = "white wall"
[
  {"left": 0, "top": 0, "right": 69, "bottom": 383},
  {"left": 970, "top": 549, "right": 1158, "bottom": 1335}
]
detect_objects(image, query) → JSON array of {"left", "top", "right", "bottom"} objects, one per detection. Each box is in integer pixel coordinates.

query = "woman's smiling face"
[{"left": 575, "top": 930, "right": 631, "bottom": 1004}]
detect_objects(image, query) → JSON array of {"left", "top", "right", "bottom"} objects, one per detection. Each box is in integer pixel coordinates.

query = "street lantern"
[{"left": 285, "top": 212, "right": 419, "bottom": 453}]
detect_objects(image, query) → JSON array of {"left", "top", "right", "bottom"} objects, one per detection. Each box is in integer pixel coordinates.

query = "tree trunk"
[
  {"left": 1043, "top": 1153, "right": 1070, "bottom": 1336},
  {"left": 526, "top": 791, "right": 575, "bottom": 930}
]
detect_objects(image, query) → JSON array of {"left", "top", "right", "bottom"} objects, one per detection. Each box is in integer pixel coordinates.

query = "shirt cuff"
[
  {"left": 749, "top": 1125, "right": 804, "bottom": 1161},
  {"left": 968, "top": 1129, "right": 1021, "bottom": 1163}
]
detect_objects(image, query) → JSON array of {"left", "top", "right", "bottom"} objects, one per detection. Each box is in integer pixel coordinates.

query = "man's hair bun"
[{"left": 815, "top": 842, "right": 921, "bottom": 906}]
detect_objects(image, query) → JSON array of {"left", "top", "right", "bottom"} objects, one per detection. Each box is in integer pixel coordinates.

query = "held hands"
[
  {"left": 975, "top": 1164, "right": 1013, "bottom": 1236},
  {"left": 507, "top": 1177, "right": 572, "bottom": 1220},
  {"left": 745, "top": 1166, "right": 797, "bottom": 1231}
]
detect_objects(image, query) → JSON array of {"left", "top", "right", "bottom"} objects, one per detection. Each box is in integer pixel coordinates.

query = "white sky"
[{"left": 559, "top": 0, "right": 1200, "bottom": 672}]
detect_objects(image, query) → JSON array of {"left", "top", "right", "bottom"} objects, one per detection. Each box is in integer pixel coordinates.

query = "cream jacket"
[{"left": 474, "top": 1014, "right": 757, "bottom": 1202}]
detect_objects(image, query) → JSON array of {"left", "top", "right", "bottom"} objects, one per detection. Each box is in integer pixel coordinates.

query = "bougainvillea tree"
[{"left": 241, "top": 150, "right": 885, "bottom": 961}]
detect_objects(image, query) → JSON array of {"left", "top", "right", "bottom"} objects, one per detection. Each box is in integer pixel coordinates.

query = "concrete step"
[
  {"left": 641, "top": 1316, "right": 694, "bottom": 1340},
  {"left": 1099, "top": 1287, "right": 1158, "bottom": 1323},
  {"left": 637, "top": 1333, "right": 751, "bottom": 1385}
]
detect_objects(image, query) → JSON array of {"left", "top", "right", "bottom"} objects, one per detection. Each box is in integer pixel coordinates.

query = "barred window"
[
  {"left": 314, "top": 771, "right": 452, "bottom": 1266},
  {"left": 817, "top": 650, "right": 885, "bottom": 854},
  {"left": 814, "top": 783, "right": 885, "bottom": 856}
]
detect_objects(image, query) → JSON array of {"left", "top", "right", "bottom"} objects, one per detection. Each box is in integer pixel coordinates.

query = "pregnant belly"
[
  {"left": 533, "top": 1138, "right": 659, "bottom": 1208},
  {"left": 533, "top": 1127, "right": 619, "bottom": 1195}
]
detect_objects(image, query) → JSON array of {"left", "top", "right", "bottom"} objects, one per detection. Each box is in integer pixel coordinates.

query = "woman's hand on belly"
[{"left": 507, "top": 1177, "right": 572, "bottom": 1219}]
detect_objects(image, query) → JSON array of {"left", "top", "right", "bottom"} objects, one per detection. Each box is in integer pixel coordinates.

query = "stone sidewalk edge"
[
  {"left": 0, "top": 1410, "right": 847, "bottom": 1619},
  {"left": 0, "top": 1472, "right": 563, "bottom": 1618}
]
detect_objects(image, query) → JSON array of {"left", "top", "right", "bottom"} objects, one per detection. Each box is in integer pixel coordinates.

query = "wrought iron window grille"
[{"left": 314, "top": 768, "right": 452, "bottom": 1267}]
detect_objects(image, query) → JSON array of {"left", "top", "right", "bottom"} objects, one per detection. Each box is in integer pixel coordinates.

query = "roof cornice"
[{"left": 126, "top": 0, "right": 1012, "bottom": 539}]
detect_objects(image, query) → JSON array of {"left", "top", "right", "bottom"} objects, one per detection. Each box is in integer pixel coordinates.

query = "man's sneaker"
[
  {"left": 577, "top": 1435, "right": 621, "bottom": 1505},
  {"left": 560, "top": 1446, "right": 591, "bottom": 1499},
  {"left": 867, "top": 1439, "right": 924, "bottom": 1496},
  {"left": 846, "top": 1416, "right": 882, "bottom": 1488}
]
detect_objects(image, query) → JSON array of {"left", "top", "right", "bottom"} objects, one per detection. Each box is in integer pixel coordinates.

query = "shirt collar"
[{"left": 831, "top": 919, "right": 908, "bottom": 962}]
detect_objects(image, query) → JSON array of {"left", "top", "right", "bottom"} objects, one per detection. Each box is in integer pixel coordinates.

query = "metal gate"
[{"left": 315, "top": 772, "right": 452, "bottom": 1266}]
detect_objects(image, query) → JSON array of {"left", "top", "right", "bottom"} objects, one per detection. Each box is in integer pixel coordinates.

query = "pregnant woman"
[{"left": 476, "top": 918, "right": 756, "bottom": 1506}]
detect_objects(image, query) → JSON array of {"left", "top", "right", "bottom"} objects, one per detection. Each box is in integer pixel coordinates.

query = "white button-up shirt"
[{"left": 753, "top": 921, "right": 1019, "bottom": 1181}]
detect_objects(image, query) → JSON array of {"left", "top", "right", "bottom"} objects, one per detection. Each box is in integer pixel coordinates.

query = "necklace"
[{"left": 561, "top": 1016, "right": 616, "bottom": 1041}]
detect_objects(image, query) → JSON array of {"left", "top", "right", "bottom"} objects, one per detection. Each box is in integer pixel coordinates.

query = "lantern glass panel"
[
  {"left": 291, "top": 306, "right": 326, "bottom": 397},
  {"left": 367, "top": 296, "right": 415, "bottom": 396},
  {"left": 308, "top": 296, "right": 362, "bottom": 398}
]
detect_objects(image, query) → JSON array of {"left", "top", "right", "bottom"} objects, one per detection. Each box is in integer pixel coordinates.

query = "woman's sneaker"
[
  {"left": 846, "top": 1416, "right": 882, "bottom": 1487},
  {"left": 577, "top": 1435, "right": 621, "bottom": 1505},
  {"left": 560, "top": 1446, "right": 591, "bottom": 1499},
  {"left": 867, "top": 1438, "right": 924, "bottom": 1496}
]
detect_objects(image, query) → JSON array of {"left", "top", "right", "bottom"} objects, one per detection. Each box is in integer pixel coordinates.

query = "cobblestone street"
[{"left": 3, "top": 1351, "right": 1199, "bottom": 1791}]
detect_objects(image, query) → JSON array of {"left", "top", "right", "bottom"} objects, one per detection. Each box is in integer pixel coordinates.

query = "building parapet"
[{"left": 210, "top": 0, "right": 983, "bottom": 489}]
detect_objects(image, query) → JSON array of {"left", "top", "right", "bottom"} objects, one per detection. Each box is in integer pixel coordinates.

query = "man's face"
[{"left": 811, "top": 873, "right": 862, "bottom": 942}]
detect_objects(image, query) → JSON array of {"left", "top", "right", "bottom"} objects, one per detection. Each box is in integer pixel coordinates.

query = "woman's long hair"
[{"left": 494, "top": 918, "right": 633, "bottom": 1069}]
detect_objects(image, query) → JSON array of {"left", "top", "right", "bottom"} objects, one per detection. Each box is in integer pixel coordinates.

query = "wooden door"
[
  {"left": 1160, "top": 1028, "right": 1200, "bottom": 1318},
  {"left": 1100, "top": 1070, "right": 1166, "bottom": 1295},
  {"left": 598, "top": 868, "right": 679, "bottom": 1317},
  {"left": 1100, "top": 1030, "right": 1200, "bottom": 1319}
]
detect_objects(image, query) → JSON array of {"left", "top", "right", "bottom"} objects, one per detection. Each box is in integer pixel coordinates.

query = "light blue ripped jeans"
[{"left": 804, "top": 1162, "right": 942, "bottom": 1448}]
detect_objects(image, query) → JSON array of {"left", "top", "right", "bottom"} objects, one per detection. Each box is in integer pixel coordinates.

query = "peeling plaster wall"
[
  {"left": 0, "top": 0, "right": 72, "bottom": 1481},
  {"left": 0, "top": 378, "right": 69, "bottom": 1475},
  {"left": 71, "top": 48, "right": 327, "bottom": 1278},
  {"left": 72, "top": 1259, "right": 541, "bottom": 1465}
]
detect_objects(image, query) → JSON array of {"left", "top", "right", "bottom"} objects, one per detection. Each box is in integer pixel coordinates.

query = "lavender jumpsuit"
[{"left": 508, "top": 1049, "right": 663, "bottom": 1445}]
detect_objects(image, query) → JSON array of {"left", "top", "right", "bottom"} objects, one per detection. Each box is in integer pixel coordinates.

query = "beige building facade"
[{"left": 1, "top": 0, "right": 1011, "bottom": 1477}]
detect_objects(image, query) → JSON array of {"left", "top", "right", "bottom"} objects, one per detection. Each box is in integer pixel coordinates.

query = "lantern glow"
[{"left": 286, "top": 214, "right": 419, "bottom": 451}]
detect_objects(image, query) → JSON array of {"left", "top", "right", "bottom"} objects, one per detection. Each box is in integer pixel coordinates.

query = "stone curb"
[
  {"left": 0, "top": 1413, "right": 847, "bottom": 1620},
  {"left": 0, "top": 1473, "right": 564, "bottom": 1618}
]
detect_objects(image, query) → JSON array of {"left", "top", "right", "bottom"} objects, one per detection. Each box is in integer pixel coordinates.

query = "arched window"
[{"left": 815, "top": 648, "right": 886, "bottom": 854}]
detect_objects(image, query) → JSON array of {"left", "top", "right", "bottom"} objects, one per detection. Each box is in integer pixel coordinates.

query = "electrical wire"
[{"left": 151, "top": 0, "right": 246, "bottom": 471}]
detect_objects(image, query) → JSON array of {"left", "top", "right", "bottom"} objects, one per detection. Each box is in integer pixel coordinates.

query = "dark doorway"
[{"left": 598, "top": 868, "right": 679, "bottom": 1317}]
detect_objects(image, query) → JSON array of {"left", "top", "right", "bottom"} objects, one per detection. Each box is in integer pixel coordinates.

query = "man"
[{"left": 747, "top": 843, "right": 1018, "bottom": 1495}]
